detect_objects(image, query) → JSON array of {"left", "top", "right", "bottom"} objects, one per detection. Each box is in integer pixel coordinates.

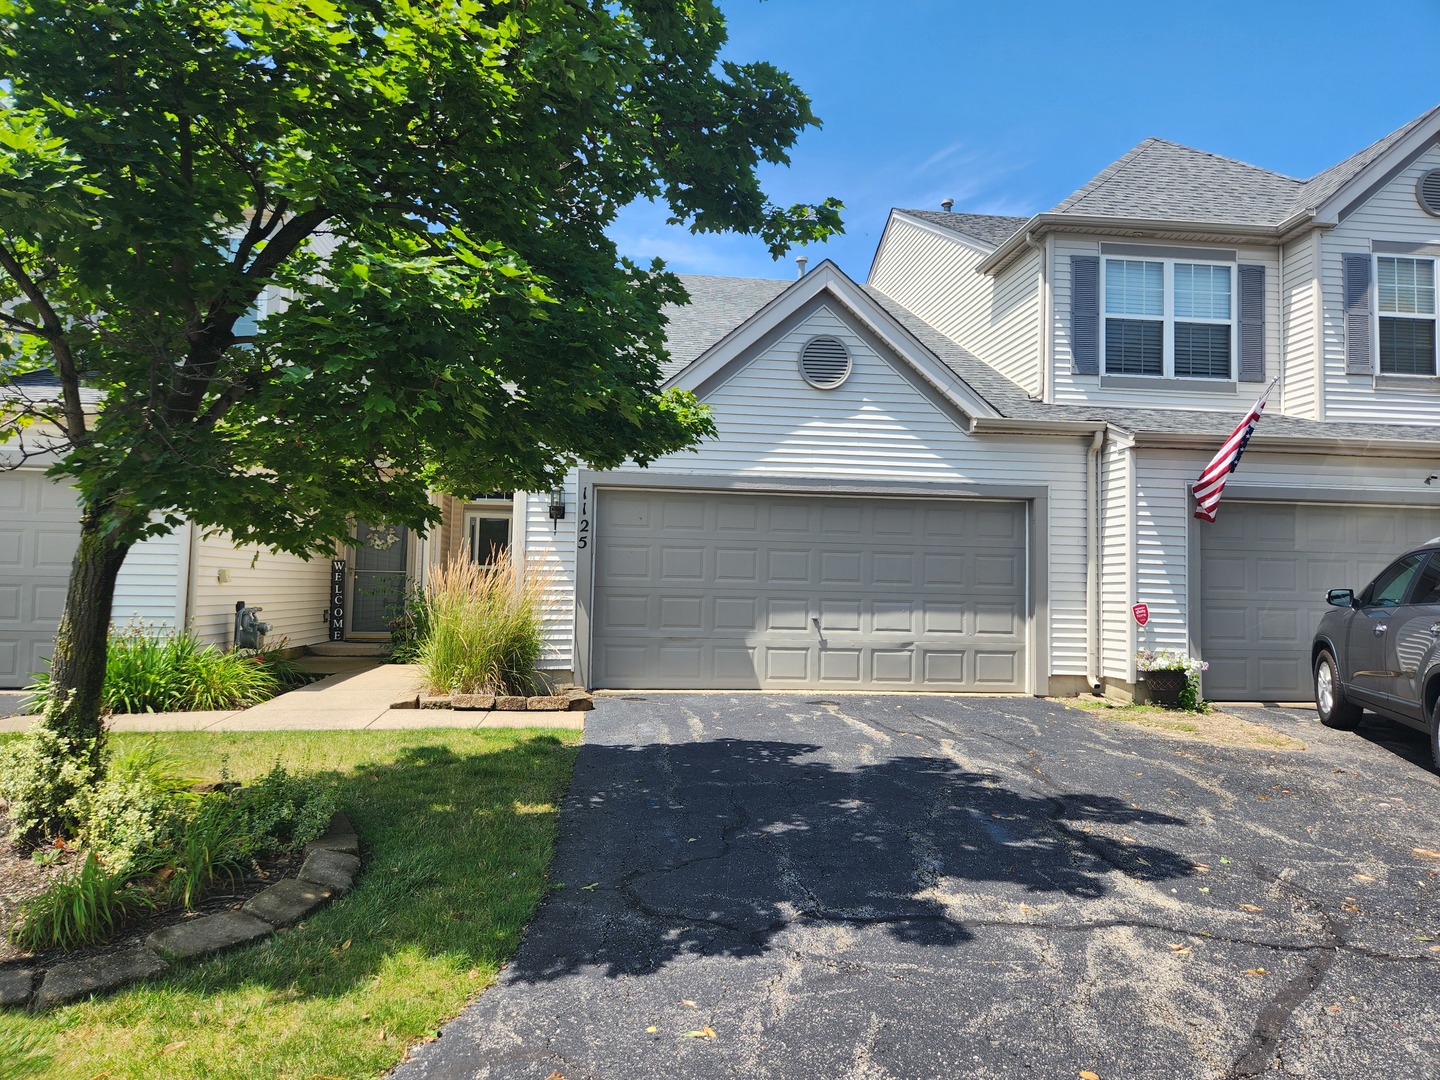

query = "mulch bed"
[{"left": 0, "top": 806, "right": 300, "bottom": 975}]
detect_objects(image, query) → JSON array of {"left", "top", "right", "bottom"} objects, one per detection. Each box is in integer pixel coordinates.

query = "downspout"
[
  {"left": 1086, "top": 428, "right": 1105, "bottom": 693},
  {"left": 180, "top": 519, "right": 198, "bottom": 633},
  {"left": 1027, "top": 231, "right": 1050, "bottom": 402}
]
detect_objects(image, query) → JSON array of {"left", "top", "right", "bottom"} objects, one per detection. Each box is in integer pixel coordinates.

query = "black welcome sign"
[{"left": 329, "top": 558, "right": 346, "bottom": 641}]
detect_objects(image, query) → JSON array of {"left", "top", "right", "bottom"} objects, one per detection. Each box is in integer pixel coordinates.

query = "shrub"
[
  {"left": 29, "top": 626, "right": 284, "bottom": 715},
  {"left": 230, "top": 763, "right": 340, "bottom": 857},
  {"left": 0, "top": 726, "right": 102, "bottom": 846},
  {"left": 80, "top": 741, "right": 198, "bottom": 871},
  {"left": 386, "top": 585, "right": 431, "bottom": 664},
  {"left": 421, "top": 554, "right": 550, "bottom": 695},
  {"left": 7, "top": 850, "right": 153, "bottom": 952},
  {"left": 146, "top": 795, "right": 251, "bottom": 910}
]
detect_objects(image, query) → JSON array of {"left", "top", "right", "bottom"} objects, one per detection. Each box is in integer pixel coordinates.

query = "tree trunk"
[{"left": 40, "top": 503, "right": 133, "bottom": 774}]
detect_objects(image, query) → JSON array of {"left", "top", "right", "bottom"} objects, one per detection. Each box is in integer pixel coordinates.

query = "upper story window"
[
  {"left": 1103, "top": 257, "right": 1233, "bottom": 379},
  {"left": 1376, "top": 256, "right": 1437, "bottom": 375}
]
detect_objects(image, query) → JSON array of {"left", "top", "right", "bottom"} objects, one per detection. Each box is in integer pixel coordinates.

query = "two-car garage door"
[
  {"left": 0, "top": 471, "right": 80, "bottom": 688},
  {"left": 590, "top": 489, "right": 1028, "bottom": 691},
  {"left": 1199, "top": 502, "right": 1440, "bottom": 701}
]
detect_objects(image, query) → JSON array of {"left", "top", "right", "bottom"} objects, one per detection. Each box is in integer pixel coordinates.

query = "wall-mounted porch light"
[{"left": 548, "top": 485, "right": 566, "bottom": 532}]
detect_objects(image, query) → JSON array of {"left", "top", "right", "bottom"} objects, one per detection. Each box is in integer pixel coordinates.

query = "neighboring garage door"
[
  {"left": 1200, "top": 502, "right": 1440, "bottom": 701},
  {"left": 0, "top": 472, "right": 80, "bottom": 688},
  {"left": 591, "top": 489, "right": 1028, "bottom": 691}
]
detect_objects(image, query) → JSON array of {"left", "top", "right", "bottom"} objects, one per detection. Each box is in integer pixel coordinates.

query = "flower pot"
[{"left": 1143, "top": 669, "right": 1187, "bottom": 708}]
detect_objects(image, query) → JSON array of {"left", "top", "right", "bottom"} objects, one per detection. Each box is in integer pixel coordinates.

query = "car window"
[
  {"left": 1366, "top": 552, "right": 1428, "bottom": 606},
  {"left": 1411, "top": 555, "right": 1440, "bottom": 604}
]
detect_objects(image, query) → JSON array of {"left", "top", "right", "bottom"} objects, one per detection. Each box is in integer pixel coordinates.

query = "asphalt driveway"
[{"left": 394, "top": 695, "right": 1440, "bottom": 1080}]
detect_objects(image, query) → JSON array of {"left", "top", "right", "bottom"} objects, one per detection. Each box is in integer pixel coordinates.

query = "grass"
[
  {"left": 1062, "top": 697, "right": 1307, "bottom": 751},
  {"left": 0, "top": 727, "right": 581, "bottom": 1079}
]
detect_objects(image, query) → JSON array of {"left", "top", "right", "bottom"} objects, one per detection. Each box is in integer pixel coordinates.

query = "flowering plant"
[
  {"left": 1135, "top": 649, "right": 1209, "bottom": 711},
  {"left": 1135, "top": 649, "right": 1208, "bottom": 680}
]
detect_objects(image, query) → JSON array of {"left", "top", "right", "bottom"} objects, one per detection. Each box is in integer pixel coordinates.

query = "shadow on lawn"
[
  {"left": 504, "top": 736, "right": 1198, "bottom": 984},
  {"left": 146, "top": 733, "right": 583, "bottom": 1004}
]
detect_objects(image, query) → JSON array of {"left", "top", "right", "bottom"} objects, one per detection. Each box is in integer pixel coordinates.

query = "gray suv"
[{"left": 1313, "top": 540, "right": 1440, "bottom": 769}]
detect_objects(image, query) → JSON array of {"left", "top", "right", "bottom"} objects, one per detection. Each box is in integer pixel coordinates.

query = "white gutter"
[
  {"left": 180, "top": 519, "right": 198, "bottom": 632},
  {"left": 979, "top": 214, "right": 1320, "bottom": 276},
  {"left": 1086, "top": 428, "right": 1104, "bottom": 692}
]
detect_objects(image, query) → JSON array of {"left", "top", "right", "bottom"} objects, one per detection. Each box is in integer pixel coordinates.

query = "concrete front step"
[{"left": 305, "top": 642, "right": 387, "bottom": 657}]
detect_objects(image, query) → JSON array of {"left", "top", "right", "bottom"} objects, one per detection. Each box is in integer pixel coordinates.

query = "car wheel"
[{"left": 1315, "top": 649, "right": 1362, "bottom": 730}]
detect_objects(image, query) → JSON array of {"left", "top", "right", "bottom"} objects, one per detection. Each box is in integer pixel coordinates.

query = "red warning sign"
[{"left": 1132, "top": 603, "right": 1149, "bottom": 626}]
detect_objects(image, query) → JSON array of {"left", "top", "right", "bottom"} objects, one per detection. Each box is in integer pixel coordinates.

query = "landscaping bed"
[{"left": 0, "top": 727, "right": 580, "bottom": 1079}]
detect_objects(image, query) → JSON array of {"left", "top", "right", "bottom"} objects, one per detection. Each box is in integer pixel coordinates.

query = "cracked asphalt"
[{"left": 392, "top": 695, "right": 1440, "bottom": 1080}]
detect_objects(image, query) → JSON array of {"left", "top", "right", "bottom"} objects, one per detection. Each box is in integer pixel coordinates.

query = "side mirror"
[{"left": 1326, "top": 589, "right": 1354, "bottom": 608}]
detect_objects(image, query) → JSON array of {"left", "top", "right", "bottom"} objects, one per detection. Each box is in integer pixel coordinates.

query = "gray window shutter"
[
  {"left": 1237, "top": 264, "right": 1266, "bottom": 381},
  {"left": 1071, "top": 255, "right": 1099, "bottom": 375},
  {"left": 1343, "top": 252, "right": 1372, "bottom": 375}
]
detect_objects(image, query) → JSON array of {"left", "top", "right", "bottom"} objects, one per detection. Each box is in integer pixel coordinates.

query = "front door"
[{"left": 349, "top": 522, "right": 409, "bottom": 636}]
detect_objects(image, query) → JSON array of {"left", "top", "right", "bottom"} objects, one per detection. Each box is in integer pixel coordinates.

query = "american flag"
[{"left": 1193, "top": 381, "right": 1276, "bottom": 522}]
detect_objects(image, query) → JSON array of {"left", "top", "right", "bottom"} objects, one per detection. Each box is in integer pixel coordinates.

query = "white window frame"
[
  {"left": 463, "top": 499, "right": 513, "bottom": 567},
  {"left": 1100, "top": 255, "right": 1236, "bottom": 380},
  {"left": 1374, "top": 254, "right": 1440, "bottom": 376}
]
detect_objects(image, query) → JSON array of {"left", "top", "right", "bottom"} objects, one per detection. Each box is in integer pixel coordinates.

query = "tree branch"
[{"left": 0, "top": 241, "right": 88, "bottom": 440}]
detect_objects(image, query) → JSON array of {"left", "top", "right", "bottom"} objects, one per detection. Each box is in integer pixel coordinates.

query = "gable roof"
[
  {"left": 659, "top": 269, "right": 1440, "bottom": 450},
  {"left": 978, "top": 103, "right": 1440, "bottom": 273}
]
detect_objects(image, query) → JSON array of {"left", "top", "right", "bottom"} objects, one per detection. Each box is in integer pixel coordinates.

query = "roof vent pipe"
[
  {"left": 940, "top": 197, "right": 954, "bottom": 212},
  {"left": 796, "top": 255, "right": 809, "bottom": 278}
]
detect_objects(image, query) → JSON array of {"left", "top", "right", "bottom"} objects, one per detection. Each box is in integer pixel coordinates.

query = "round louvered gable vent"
[
  {"left": 799, "top": 335, "right": 851, "bottom": 389},
  {"left": 1417, "top": 169, "right": 1440, "bottom": 217}
]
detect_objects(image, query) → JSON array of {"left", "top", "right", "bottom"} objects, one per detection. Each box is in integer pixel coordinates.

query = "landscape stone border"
[
  {"left": 0, "top": 811, "right": 361, "bottom": 1012},
  {"left": 396, "top": 688, "right": 594, "bottom": 712}
]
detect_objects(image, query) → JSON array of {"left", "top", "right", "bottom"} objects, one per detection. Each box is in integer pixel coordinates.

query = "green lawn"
[{"left": 0, "top": 727, "right": 581, "bottom": 1079}]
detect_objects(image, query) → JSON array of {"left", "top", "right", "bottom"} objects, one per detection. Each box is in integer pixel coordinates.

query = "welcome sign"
[{"left": 329, "top": 558, "right": 346, "bottom": 641}]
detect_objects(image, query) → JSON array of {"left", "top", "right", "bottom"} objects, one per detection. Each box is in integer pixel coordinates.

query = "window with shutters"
[
  {"left": 1101, "top": 257, "right": 1234, "bottom": 379},
  {"left": 1376, "top": 256, "right": 1438, "bottom": 375}
]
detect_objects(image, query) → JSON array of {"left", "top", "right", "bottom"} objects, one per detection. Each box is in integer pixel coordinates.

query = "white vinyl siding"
[
  {"left": 113, "top": 526, "right": 184, "bottom": 630},
  {"left": 1053, "top": 238, "right": 1279, "bottom": 407},
  {"left": 524, "top": 484, "right": 576, "bottom": 672},
  {"left": 188, "top": 537, "right": 330, "bottom": 648},
  {"left": 1279, "top": 232, "right": 1320, "bottom": 419},
  {"left": 1320, "top": 141, "right": 1440, "bottom": 423},
  {"left": 1099, "top": 441, "right": 1133, "bottom": 682},
  {"left": 868, "top": 214, "right": 1042, "bottom": 396},
  {"left": 525, "top": 304, "right": 1093, "bottom": 680}
]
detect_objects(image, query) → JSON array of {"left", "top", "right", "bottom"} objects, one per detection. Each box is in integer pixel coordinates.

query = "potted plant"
[{"left": 1135, "top": 649, "right": 1209, "bottom": 710}]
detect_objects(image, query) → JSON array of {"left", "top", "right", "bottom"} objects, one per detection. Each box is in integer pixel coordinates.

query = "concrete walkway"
[{"left": 0, "top": 662, "right": 583, "bottom": 733}]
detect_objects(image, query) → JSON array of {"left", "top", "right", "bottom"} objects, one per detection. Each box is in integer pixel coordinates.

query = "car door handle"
[{"left": 1374, "top": 624, "right": 1388, "bottom": 636}]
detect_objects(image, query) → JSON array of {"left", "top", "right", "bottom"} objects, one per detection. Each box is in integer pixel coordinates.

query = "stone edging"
[
  {"left": 394, "top": 688, "right": 595, "bottom": 712},
  {"left": 0, "top": 811, "right": 361, "bottom": 1012}
]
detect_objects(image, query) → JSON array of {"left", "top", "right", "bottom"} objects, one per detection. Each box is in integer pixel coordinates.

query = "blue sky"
[{"left": 608, "top": 0, "right": 1440, "bottom": 283}]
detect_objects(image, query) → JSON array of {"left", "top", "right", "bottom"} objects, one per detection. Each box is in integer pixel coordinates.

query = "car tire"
[
  {"left": 1431, "top": 697, "right": 1440, "bottom": 772},
  {"left": 1315, "top": 649, "right": 1362, "bottom": 730}
]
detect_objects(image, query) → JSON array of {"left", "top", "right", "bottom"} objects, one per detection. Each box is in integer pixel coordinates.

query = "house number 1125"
[{"left": 577, "top": 486, "right": 590, "bottom": 549}]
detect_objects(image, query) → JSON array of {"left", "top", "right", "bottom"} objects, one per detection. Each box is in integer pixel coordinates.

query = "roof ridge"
[{"left": 1140, "top": 136, "right": 1305, "bottom": 183}]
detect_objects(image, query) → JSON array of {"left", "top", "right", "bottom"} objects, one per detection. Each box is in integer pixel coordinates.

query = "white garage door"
[
  {"left": 0, "top": 472, "right": 80, "bottom": 688},
  {"left": 1199, "top": 502, "right": 1440, "bottom": 701},
  {"left": 591, "top": 489, "right": 1028, "bottom": 691}
]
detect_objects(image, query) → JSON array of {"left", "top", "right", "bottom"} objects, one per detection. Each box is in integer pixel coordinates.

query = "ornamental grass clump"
[{"left": 421, "top": 554, "right": 551, "bottom": 696}]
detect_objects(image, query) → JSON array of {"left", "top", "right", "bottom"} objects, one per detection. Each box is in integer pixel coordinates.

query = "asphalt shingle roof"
[
  {"left": 1045, "top": 104, "right": 1440, "bottom": 228},
  {"left": 660, "top": 275, "right": 792, "bottom": 379},
  {"left": 893, "top": 210, "right": 1030, "bottom": 248}
]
